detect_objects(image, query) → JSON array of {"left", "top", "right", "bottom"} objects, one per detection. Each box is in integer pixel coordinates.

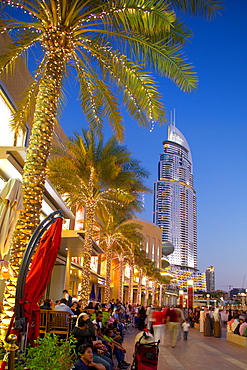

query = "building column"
[{"left": 64, "top": 248, "right": 71, "bottom": 290}]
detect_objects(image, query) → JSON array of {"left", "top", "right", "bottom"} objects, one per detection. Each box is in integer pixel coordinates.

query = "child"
[{"left": 182, "top": 319, "right": 190, "bottom": 341}]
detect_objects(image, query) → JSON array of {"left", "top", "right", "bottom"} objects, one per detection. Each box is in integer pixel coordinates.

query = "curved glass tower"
[{"left": 153, "top": 123, "right": 197, "bottom": 273}]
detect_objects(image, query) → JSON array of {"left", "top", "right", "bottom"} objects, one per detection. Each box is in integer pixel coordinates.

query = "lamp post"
[
  {"left": 206, "top": 294, "right": 210, "bottom": 308},
  {"left": 220, "top": 296, "right": 224, "bottom": 309},
  {"left": 241, "top": 292, "right": 246, "bottom": 310}
]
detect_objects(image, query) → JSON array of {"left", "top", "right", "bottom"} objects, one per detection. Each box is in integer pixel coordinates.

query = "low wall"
[{"left": 226, "top": 333, "right": 247, "bottom": 347}]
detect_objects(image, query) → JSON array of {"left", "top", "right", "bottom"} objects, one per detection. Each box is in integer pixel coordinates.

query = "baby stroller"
[{"left": 131, "top": 329, "right": 160, "bottom": 370}]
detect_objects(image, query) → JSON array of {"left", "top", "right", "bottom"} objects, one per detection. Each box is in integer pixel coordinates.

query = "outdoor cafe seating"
[{"left": 39, "top": 310, "right": 70, "bottom": 339}]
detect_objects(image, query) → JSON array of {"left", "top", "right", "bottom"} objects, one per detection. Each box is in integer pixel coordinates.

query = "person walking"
[
  {"left": 182, "top": 319, "right": 190, "bottom": 341},
  {"left": 152, "top": 307, "right": 165, "bottom": 345},
  {"left": 213, "top": 308, "right": 222, "bottom": 338},
  {"left": 63, "top": 289, "right": 72, "bottom": 306},
  {"left": 166, "top": 306, "right": 180, "bottom": 348},
  {"left": 138, "top": 306, "right": 146, "bottom": 331},
  {"left": 146, "top": 305, "right": 154, "bottom": 331},
  {"left": 204, "top": 312, "right": 212, "bottom": 336}
]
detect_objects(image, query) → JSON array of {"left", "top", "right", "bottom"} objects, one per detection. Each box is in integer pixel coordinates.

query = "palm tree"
[
  {"left": 96, "top": 209, "right": 144, "bottom": 304},
  {"left": 134, "top": 247, "right": 151, "bottom": 305},
  {"left": 48, "top": 129, "right": 149, "bottom": 306},
  {"left": 143, "top": 260, "right": 160, "bottom": 306},
  {"left": 127, "top": 251, "right": 135, "bottom": 305},
  {"left": 0, "top": 0, "right": 203, "bottom": 265},
  {"left": 158, "top": 275, "right": 170, "bottom": 307}
]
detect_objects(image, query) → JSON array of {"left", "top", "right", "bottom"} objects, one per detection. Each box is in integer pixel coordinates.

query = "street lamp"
[
  {"left": 241, "top": 292, "right": 246, "bottom": 309},
  {"left": 220, "top": 296, "right": 224, "bottom": 309},
  {"left": 206, "top": 294, "right": 210, "bottom": 308}
]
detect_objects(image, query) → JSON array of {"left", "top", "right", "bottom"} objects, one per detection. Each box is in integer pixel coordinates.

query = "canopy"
[{"left": 23, "top": 217, "right": 63, "bottom": 345}]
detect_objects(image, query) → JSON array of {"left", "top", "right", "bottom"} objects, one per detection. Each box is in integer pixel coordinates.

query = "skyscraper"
[{"left": 153, "top": 123, "right": 198, "bottom": 287}]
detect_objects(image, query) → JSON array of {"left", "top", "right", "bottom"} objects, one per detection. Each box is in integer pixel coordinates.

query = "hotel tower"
[{"left": 153, "top": 123, "right": 200, "bottom": 289}]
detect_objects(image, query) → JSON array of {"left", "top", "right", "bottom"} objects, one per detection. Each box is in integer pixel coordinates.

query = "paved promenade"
[{"left": 123, "top": 326, "right": 247, "bottom": 369}]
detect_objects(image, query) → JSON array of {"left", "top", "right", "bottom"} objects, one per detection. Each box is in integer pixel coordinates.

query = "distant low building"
[{"left": 229, "top": 288, "right": 246, "bottom": 299}]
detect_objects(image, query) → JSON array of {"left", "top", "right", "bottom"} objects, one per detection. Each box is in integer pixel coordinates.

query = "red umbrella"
[{"left": 23, "top": 216, "right": 63, "bottom": 345}]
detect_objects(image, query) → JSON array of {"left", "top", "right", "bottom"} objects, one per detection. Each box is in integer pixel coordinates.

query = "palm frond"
[
  {"left": 0, "top": 30, "right": 40, "bottom": 76},
  {"left": 10, "top": 56, "right": 47, "bottom": 132},
  {"left": 171, "top": 0, "right": 224, "bottom": 20}
]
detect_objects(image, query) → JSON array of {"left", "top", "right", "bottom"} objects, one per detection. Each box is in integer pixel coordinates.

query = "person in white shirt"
[
  {"left": 54, "top": 298, "right": 74, "bottom": 315},
  {"left": 182, "top": 319, "right": 190, "bottom": 341},
  {"left": 92, "top": 311, "right": 103, "bottom": 329}
]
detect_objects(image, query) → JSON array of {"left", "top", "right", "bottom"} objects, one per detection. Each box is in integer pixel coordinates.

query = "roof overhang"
[{"left": 61, "top": 229, "right": 104, "bottom": 258}]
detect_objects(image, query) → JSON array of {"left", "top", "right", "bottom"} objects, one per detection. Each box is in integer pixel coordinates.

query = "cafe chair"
[{"left": 47, "top": 311, "right": 70, "bottom": 339}]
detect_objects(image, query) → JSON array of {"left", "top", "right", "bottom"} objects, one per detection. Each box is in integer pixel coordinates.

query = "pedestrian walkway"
[{"left": 123, "top": 326, "right": 247, "bottom": 369}]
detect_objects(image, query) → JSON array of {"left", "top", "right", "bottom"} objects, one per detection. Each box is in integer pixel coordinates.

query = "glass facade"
[{"left": 153, "top": 124, "right": 197, "bottom": 272}]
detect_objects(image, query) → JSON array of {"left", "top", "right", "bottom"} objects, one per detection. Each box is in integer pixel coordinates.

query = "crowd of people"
[
  {"left": 39, "top": 295, "right": 134, "bottom": 370},
  {"left": 226, "top": 309, "right": 247, "bottom": 336},
  {"left": 38, "top": 291, "right": 247, "bottom": 369}
]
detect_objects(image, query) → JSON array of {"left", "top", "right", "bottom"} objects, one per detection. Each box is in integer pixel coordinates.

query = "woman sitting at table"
[
  {"left": 71, "top": 301, "right": 81, "bottom": 316},
  {"left": 40, "top": 299, "right": 52, "bottom": 310}
]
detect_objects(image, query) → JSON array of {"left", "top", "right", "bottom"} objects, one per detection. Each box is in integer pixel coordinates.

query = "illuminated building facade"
[
  {"left": 206, "top": 265, "right": 215, "bottom": 292},
  {"left": 153, "top": 123, "right": 198, "bottom": 288}
]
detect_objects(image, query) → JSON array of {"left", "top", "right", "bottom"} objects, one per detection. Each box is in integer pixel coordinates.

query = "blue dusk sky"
[{"left": 58, "top": 1, "right": 247, "bottom": 291}]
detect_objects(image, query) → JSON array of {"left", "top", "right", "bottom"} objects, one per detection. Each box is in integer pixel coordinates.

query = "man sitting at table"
[{"left": 54, "top": 298, "right": 74, "bottom": 315}]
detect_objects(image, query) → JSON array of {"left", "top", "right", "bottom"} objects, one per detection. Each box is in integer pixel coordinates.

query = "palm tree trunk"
[
  {"left": 144, "top": 278, "right": 149, "bottom": 307},
  {"left": 1, "top": 53, "right": 64, "bottom": 335},
  {"left": 151, "top": 281, "right": 155, "bottom": 305},
  {"left": 105, "top": 243, "right": 112, "bottom": 303},
  {"left": 80, "top": 204, "right": 95, "bottom": 308},
  {"left": 159, "top": 284, "right": 163, "bottom": 307},
  {"left": 128, "top": 263, "right": 134, "bottom": 304},
  {"left": 137, "top": 268, "right": 143, "bottom": 305},
  {"left": 118, "top": 255, "right": 124, "bottom": 302}
]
